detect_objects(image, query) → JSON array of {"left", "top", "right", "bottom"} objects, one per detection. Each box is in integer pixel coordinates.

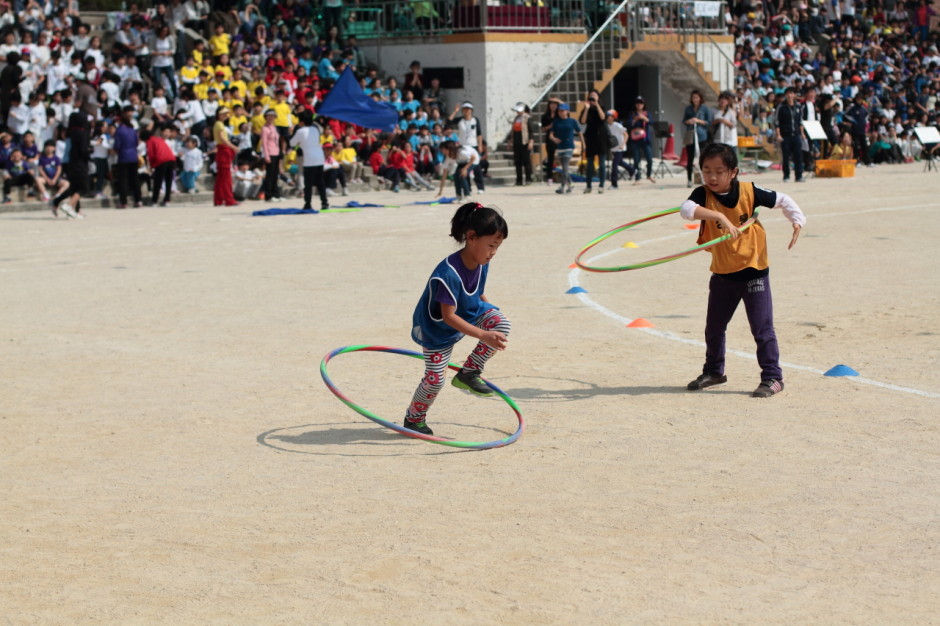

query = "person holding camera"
[{"left": 578, "top": 89, "right": 607, "bottom": 194}]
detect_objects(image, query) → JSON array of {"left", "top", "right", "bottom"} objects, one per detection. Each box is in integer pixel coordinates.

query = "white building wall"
[
  {"left": 687, "top": 40, "right": 735, "bottom": 92},
  {"left": 361, "top": 39, "right": 581, "bottom": 146}
]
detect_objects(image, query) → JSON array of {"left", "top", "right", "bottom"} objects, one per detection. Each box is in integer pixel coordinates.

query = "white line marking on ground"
[{"left": 568, "top": 203, "right": 940, "bottom": 399}]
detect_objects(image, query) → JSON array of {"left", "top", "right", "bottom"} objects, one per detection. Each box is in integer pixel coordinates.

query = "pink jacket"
[{"left": 260, "top": 124, "right": 280, "bottom": 159}]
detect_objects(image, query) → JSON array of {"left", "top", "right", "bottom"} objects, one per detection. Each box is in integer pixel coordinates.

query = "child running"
[
  {"left": 405, "top": 202, "right": 511, "bottom": 435},
  {"left": 680, "top": 143, "right": 806, "bottom": 398}
]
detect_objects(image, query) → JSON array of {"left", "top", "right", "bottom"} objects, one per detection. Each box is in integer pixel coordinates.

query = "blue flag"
[{"left": 317, "top": 66, "right": 399, "bottom": 132}]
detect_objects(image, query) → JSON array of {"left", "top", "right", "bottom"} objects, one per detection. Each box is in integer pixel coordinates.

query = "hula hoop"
[
  {"left": 574, "top": 206, "right": 761, "bottom": 273},
  {"left": 320, "top": 345, "right": 524, "bottom": 450}
]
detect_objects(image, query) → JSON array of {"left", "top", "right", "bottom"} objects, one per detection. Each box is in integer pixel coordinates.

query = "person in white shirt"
[
  {"left": 91, "top": 121, "right": 113, "bottom": 198},
  {"left": 180, "top": 136, "right": 203, "bottom": 193},
  {"left": 288, "top": 110, "right": 327, "bottom": 211},
  {"left": 26, "top": 92, "right": 46, "bottom": 140},
  {"left": 447, "top": 101, "right": 485, "bottom": 193},
  {"left": 437, "top": 140, "right": 479, "bottom": 200},
  {"left": 201, "top": 89, "right": 219, "bottom": 122},
  {"left": 713, "top": 91, "right": 738, "bottom": 148},
  {"left": 177, "top": 89, "right": 206, "bottom": 138},
  {"left": 45, "top": 50, "right": 68, "bottom": 96},
  {"left": 51, "top": 91, "right": 74, "bottom": 130},
  {"left": 7, "top": 94, "right": 31, "bottom": 140},
  {"left": 606, "top": 110, "right": 629, "bottom": 188},
  {"left": 150, "top": 85, "right": 169, "bottom": 122},
  {"left": 233, "top": 162, "right": 262, "bottom": 200}
]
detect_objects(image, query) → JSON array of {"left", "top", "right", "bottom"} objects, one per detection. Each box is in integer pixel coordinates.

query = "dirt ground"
[{"left": 2, "top": 163, "right": 939, "bottom": 624}]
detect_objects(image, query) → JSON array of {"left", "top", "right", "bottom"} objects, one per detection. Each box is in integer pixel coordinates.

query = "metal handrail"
[{"left": 528, "top": 0, "right": 632, "bottom": 109}]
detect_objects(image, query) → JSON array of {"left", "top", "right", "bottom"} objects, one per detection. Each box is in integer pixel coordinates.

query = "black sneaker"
[
  {"left": 403, "top": 418, "right": 433, "bottom": 435},
  {"left": 752, "top": 379, "right": 784, "bottom": 398},
  {"left": 451, "top": 369, "right": 494, "bottom": 397},
  {"left": 687, "top": 372, "right": 728, "bottom": 390}
]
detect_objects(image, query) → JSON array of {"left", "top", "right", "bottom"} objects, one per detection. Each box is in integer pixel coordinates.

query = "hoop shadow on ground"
[
  {"left": 257, "top": 421, "right": 507, "bottom": 457},
  {"left": 494, "top": 375, "right": 742, "bottom": 401}
]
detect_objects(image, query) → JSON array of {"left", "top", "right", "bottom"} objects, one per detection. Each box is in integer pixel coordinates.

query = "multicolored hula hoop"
[
  {"left": 320, "top": 345, "right": 524, "bottom": 450},
  {"left": 574, "top": 206, "right": 761, "bottom": 273}
]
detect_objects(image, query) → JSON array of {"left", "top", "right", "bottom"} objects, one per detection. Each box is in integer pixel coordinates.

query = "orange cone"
[
  {"left": 684, "top": 223, "right": 699, "bottom": 230},
  {"left": 626, "top": 318, "right": 654, "bottom": 328},
  {"left": 568, "top": 262, "right": 578, "bottom": 268}
]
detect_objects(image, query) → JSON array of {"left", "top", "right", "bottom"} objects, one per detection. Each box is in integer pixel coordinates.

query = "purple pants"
[{"left": 703, "top": 273, "right": 782, "bottom": 381}]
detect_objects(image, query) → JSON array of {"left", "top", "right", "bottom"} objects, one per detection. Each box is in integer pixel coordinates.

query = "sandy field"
[{"left": 2, "top": 163, "right": 939, "bottom": 624}]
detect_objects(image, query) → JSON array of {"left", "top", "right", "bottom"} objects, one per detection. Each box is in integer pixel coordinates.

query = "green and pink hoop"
[
  {"left": 574, "top": 206, "right": 762, "bottom": 273},
  {"left": 320, "top": 345, "right": 524, "bottom": 450}
]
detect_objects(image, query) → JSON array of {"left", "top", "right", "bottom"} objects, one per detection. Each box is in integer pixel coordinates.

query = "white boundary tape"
[{"left": 567, "top": 203, "right": 940, "bottom": 399}]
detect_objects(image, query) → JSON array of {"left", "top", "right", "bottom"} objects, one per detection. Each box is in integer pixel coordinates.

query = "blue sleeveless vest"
[{"left": 411, "top": 254, "right": 496, "bottom": 350}]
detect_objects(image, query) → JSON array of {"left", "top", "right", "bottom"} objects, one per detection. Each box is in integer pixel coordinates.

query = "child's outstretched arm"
[
  {"left": 773, "top": 191, "right": 806, "bottom": 249},
  {"left": 440, "top": 303, "right": 507, "bottom": 350},
  {"left": 679, "top": 201, "right": 742, "bottom": 239}
]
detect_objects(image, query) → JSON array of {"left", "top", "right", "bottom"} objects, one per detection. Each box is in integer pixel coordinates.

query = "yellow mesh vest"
[{"left": 697, "top": 181, "right": 768, "bottom": 274}]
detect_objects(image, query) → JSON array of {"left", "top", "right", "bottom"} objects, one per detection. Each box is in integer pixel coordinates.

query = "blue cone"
[
  {"left": 566, "top": 286, "right": 587, "bottom": 294},
  {"left": 824, "top": 364, "right": 860, "bottom": 377}
]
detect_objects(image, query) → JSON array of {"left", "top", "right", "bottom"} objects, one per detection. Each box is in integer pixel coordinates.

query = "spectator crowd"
[
  {"left": 0, "top": 0, "right": 936, "bottom": 216},
  {"left": 0, "top": 0, "right": 506, "bottom": 216},
  {"left": 724, "top": 0, "right": 940, "bottom": 169}
]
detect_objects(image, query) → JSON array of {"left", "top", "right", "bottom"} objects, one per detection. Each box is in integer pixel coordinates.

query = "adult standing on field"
[
  {"left": 290, "top": 110, "right": 328, "bottom": 212},
  {"left": 260, "top": 109, "right": 282, "bottom": 202},
  {"left": 578, "top": 89, "right": 607, "bottom": 194},
  {"left": 112, "top": 106, "right": 142, "bottom": 209},
  {"left": 448, "top": 101, "right": 485, "bottom": 193},
  {"left": 213, "top": 106, "right": 238, "bottom": 206}
]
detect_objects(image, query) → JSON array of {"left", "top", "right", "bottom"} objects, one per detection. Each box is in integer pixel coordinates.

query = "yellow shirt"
[
  {"left": 180, "top": 65, "right": 200, "bottom": 84},
  {"left": 338, "top": 147, "right": 358, "bottom": 163},
  {"left": 272, "top": 101, "right": 293, "bottom": 128},
  {"left": 215, "top": 65, "right": 233, "bottom": 82},
  {"left": 256, "top": 94, "right": 275, "bottom": 110},
  {"left": 697, "top": 182, "right": 768, "bottom": 274},
  {"left": 210, "top": 80, "right": 227, "bottom": 95},
  {"left": 213, "top": 120, "right": 232, "bottom": 146},
  {"left": 209, "top": 33, "right": 231, "bottom": 58},
  {"left": 228, "top": 79, "right": 247, "bottom": 99},
  {"left": 248, "top": 80, "right": 267, "bottom": 99},
  {"left": 229, "top": 114, "right": 248, "bottom": 135},
  {"left": 250, "top": 113, "right": 266, "bottom": 135},
  {"left": 193, "top": 83, "right": 210, "bottom": 100},
  {"left": 192, "top": 48, "right": 203, "bottom": 65},
  {"left": 222, "top": 98, "right": 244, "bottom": 111}
]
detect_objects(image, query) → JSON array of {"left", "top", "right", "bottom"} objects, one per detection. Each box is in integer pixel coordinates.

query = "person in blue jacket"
[
  {"left": 682, "top": 89, "right": 713, "bottom": 187},
  {"left": 405, "top": 202, "right": 510, "bottom": 435}
]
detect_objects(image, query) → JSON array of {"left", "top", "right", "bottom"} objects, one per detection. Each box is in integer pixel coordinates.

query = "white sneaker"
[
  {"left": 325, "top": 188, "right": 336, "bottom": 197},
  {"left": 59, "top": 202, "right": 77, "bottom": 219},
  {"left": 476, "top": 189, "right": 485, "bottom": 195},
  {"left": 341, "top": 187, "right": 348, "bottom": 196}
]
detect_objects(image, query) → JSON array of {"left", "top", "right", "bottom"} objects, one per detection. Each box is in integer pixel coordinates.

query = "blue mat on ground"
[
  {"left": 413, "top": 196, "right": 458, "bottom": 205},
  {"left": 344, "top": 201, "right": 388, "bottom": 208},
  {"left": 252, "top": 208, "right": 318, "bottom": 216}
]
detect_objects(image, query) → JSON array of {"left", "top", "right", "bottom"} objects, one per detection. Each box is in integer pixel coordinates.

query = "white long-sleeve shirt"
[
  {"left": 680, "top": 184, "right": 806, "bottom": 227},
  {"left": 289, "top": 124, "right": 324, "bottom": 167}
]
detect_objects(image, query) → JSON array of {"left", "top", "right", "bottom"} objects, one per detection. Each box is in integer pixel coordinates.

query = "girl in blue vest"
[{"left": 405, "top": 202, "right": 511, "bottom": 435}]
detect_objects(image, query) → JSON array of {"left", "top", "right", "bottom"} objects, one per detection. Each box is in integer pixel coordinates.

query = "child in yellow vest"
[{"left": 680, "top": 143, "right": 805, "bottom": 398}]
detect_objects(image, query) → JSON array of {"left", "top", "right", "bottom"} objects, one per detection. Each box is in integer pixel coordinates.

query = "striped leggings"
[{"left": 405, "top": 308, "right": 511, "bottom": 423}]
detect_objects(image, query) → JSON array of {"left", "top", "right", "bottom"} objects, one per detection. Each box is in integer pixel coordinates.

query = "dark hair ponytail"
[{"left": 450, "top": 202, "right": 508, "bottom": 243}]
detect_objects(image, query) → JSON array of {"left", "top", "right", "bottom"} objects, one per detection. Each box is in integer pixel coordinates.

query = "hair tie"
[{"left": 474, "top": 202, "right": 483, "bottom": 210}]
